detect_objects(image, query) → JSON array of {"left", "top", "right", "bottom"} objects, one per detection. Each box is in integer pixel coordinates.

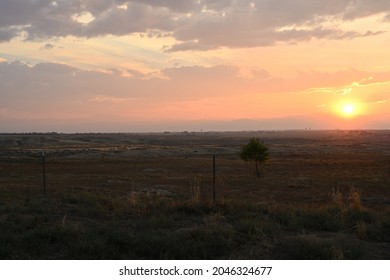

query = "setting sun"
[
  {"left": 335, "top": 101, "right": 365, "bottom": 119},
  {"left": 342, "top": 104, "right": 355, "bottom": 116}
]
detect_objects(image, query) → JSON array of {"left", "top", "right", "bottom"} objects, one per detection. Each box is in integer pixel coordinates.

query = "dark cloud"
[
  {"left": 40, "top": 43, "right": 56, "bottom": 50},
  {"left": 0, "top": 27, "right": 19, "bottom": 42},
  {"left": 33, "top": 62, "right": 77, "bottom": 73},
  {"left": 165, "top": 0, "right": 389, "bottom": 51},
  {"left": 0, "top": 0, "right": 388, "bottom": 50},
  {"left": 130, "top": 0, "right": 202, "bottom": 13},
  {"left": 342, "top": 0, "right": 390, "bottom": 20},
  {"left": 82, "top": 2, "right": 175, "bottom": 37}
]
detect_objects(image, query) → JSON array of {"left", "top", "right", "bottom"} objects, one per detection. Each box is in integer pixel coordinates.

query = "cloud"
[
  {"left": 0, "top": 0, "right": 388, "bottom": 50},
  {"left": 342, "top": 0, "right": 390, "bottom": 20},
  {"left": 1, "top": 59, "right": 390, "bottom": 108},
  {"left": 1, "top": 60, "right": 389, "bottom": 106},
  {"left": 363, "top": 99, "right": 388, "bottom": 104},
  {"left": 1, "top": 59, "right": 390, "bottom": 131},
  {"left": 88, "top": 95, "right": 137, "bottom": 104},
  {"left": 0, "top": 26, "right": 19, "bottom": 42},
  {"left": 82, "top": 2, "right": 173, "bottom": 37},
  {"left": 40, "top": 43, "right": 55, "bottom": 50}
]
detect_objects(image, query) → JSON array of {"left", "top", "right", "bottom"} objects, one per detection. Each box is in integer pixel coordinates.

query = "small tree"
[{"left": 240, "top": 138, "right": 269, "bottom": 178}]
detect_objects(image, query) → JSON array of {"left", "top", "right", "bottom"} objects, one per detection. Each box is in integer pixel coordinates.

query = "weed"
[
  {"left": 348, "top": 187, "right": 362, "bottom": 211},
  {"left": 356, "top": 221, "right": 367, "bottom": 240},
  {"left": 127, "top": 191, "right": 138, "bottom": 208},
  {"left": 330, "top": 187, "right": 344, "bottom": 209},
  {"left": 189, "top": 175, "right": 201, "bottom": 203},
  {"left": 330, "top": 186, "right": 363, "bottom": 211},
  {"left": 203, "top": 211, "right": 223, "bottom": 228}
]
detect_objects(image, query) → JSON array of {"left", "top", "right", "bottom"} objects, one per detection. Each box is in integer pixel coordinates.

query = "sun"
[
  {"left": 338, "top": 102, "right": 365, "bottom": 118},
  {"left": 332, "top": 101, "right": 365, "bottom": 120},
  {"left": 342, "top": 104, "right": 355, "bottom": 116}
]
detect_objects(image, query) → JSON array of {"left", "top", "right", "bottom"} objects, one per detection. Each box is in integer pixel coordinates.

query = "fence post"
[
  {"left": 213, "top": 154, "right": 216, "bottom": 204},
  {"left": 42, "top": 151, "right": 47, "bottom": 194}
]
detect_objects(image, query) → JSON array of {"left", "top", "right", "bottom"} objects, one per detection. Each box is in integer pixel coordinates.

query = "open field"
[{"left": 1, "top": 130, "right": 390, "bottom": 259}]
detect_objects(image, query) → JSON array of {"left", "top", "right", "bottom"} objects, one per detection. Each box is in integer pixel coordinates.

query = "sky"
[{"left": 1, "top": 0, "right": 390, "bottom": 132}]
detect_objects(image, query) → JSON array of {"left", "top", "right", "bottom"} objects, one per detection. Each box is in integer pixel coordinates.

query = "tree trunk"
[{"left": 255, "top": 160, "right": 260, "bottom": 178}]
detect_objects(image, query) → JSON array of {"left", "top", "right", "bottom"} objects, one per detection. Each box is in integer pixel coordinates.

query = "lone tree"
[{"left": 240, "top": 138, "right": 269, "bottom": 178}]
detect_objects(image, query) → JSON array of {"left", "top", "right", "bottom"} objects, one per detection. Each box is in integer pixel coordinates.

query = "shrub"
[{"left": 240, "top": 138, "right": 269, "bottom": 178}]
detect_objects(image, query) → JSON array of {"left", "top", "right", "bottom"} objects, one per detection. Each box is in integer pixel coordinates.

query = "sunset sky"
[{"left": 1, "top": 0, "right": 390, "bottom": 132}]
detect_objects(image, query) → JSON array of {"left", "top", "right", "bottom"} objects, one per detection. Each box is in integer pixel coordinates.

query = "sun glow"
[
  {"left": 331, "top": 101, "right": 361, "bottom": 119},
  {"left": 342, "top": 104, "right": 355, "bottom": 115},
  {"left": 337, "top": 102, "right": 365, "bottom": 119}
]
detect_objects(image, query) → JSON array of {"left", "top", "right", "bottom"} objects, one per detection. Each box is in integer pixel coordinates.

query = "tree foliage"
[{"left": 239, "top": 137, "right": 269, "bottom": 178}]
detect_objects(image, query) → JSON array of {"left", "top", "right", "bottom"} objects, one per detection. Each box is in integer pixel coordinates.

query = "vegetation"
[
  {"left": 239, "top": 138, "right": 269, "bottom": 178},
  {"left": 0, "top": 184, "right": 389, "bottom": 259},
  {"left": 1, "top": 131, "right": 390, "bottom": 259}
]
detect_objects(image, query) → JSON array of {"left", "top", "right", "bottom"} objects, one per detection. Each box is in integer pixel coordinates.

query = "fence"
[{"left": 0, "top": 149, "right": 249, "bottom": 203}]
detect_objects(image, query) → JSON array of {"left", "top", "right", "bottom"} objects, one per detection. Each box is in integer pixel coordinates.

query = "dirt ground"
[{"left": 1, "top": 130, "right": 390, "bottom": 208}]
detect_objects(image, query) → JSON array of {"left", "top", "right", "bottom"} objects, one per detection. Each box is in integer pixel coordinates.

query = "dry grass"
[
  {"left": 348, "top": 187, "right": 363, "bottom": 211},
  {"left": 330, "top": 186, "right": 363, "bottom": 211},
  {"left": 1, "top": 131, "right": 390, "bottom": 259}
]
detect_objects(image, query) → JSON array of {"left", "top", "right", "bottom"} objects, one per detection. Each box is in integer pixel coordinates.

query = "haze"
[{"left": 1, "top": 0, "right": 390, "bottom": 132}]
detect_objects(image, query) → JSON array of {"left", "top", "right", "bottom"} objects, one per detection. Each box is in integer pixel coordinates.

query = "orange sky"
[{"left": 1, "top": 1, "right": 390, "bottom": 132}]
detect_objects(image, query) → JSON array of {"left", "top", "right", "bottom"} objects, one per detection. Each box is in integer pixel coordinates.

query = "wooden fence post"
[
  {"left": 213, "top": 154, "right": 216, "bottom": 204},
  {"left": 42, "top": 151, "right": 47, "bottom": 194}
]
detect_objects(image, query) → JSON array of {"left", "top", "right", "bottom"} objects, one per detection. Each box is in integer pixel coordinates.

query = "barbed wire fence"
[
  {"left": 0, "top": 148, "right": 242, "bottom": 203},
  {"left": 0, "top": 150, "right": 47, "bottom": 195}
]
